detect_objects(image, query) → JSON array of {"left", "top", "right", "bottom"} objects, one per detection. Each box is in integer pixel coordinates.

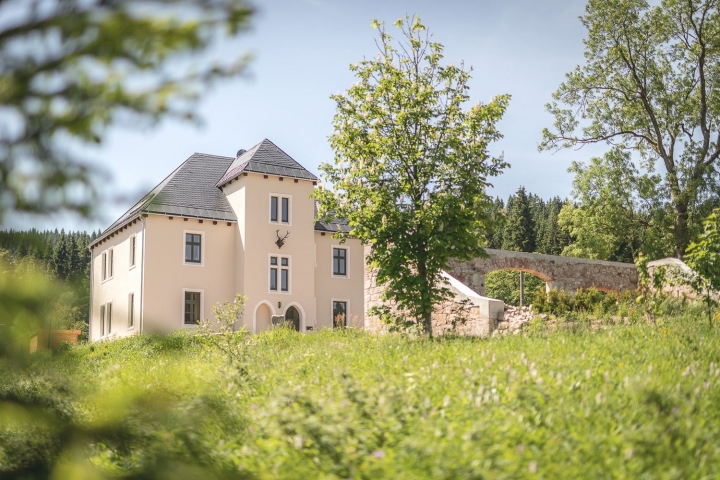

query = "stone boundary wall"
[
  {"left": 647, "top": 258, "right": 718, "bottom": 300},
  {"left": 448, "top": 249, "right": 638, "bottom": 296},
  {"left": 364, "top": 247, "right": 505, "bottom": 337}
]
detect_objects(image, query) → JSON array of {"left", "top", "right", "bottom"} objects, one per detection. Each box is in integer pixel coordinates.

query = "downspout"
[
  {"left": 140, "top": 215, "right": 146, "bottom": 334},
  {"left": 88, "top": 245, "right": 93, "bottom": 342}
]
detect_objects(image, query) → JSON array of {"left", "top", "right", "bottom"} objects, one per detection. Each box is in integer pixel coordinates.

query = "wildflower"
[
  {"left": 529, "top": 461, "right": 538, "bottom": 473},
  {"left": 372, "top": 450, "right": 385, "bottom": 459}
]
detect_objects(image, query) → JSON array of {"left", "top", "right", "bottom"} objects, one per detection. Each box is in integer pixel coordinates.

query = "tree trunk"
[
  {"left": 673, "top": 199, "right": 690, "bottom": 259},
  {"left": 417, "top": 256, "right": 433, "bottom": 338}
]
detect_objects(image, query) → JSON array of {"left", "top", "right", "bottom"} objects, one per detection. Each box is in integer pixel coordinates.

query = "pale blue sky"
[{"left": 9, "top": 0, "right": 608, "bottom": 232}]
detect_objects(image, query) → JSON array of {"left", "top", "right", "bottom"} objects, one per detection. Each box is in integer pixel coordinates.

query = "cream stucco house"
[{"left": 88, "top": 139, "right": 364, "bottom": 341}]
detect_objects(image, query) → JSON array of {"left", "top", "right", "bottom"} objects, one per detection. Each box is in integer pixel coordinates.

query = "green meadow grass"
[{"left": 2, "top": 307, "right": 720, "bottom": 478}]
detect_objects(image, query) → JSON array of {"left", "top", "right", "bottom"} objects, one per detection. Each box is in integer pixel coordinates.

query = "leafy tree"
[
  {"left": 502, "top": 187, "right": 535, "bottom": 252},
  {"left": 685, "top": 208, "right": 720, "bottom": 324},
  {"left": 315, "top": 16, "right": 510, "bottom": 336},
  {"left": 0, "top": 0, "right": 253, "bottom": 223},
  {"left": 557, "top": 149, "right": 671, "bottom": 261},
  {"left": 541, "top": 0, "right": 720, "bottom": 258}
]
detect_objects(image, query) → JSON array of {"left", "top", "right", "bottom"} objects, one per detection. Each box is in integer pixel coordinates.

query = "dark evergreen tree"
[
  {"left": 537, "top": 197, "right": 571, "bottom": 255},
  {"left": 485, "top": 198, "right": 506, "bottom": 249},
  {"left": 502, "top": 187, "right": 535, "bottom": 253},
  {"left": 67, "top": 234, "right": 81, "bottom": 282},
  {"left": 49, "top": 230, "right": 71, "bottom": 280}
]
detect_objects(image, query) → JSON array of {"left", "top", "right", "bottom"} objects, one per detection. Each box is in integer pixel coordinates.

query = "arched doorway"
[
  {"left": 485, "top": 269, "right": 546, "bottom": 306},
  {"left": 285, "top": 306, "right": 300, "bottom": 331},
  {"left": 254, "top": 302, "right": 273, "bottom": 333}
]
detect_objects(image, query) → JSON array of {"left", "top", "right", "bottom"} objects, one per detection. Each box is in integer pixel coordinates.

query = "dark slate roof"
[
  {"left": 217, "top": 138, "right": 318, "bottom": 186},
  {"left": 314, "top": 201, "right": 351, "bottom": 233},
  {"left": 92, "top": 153, "right": 237, "bottom": 246}
]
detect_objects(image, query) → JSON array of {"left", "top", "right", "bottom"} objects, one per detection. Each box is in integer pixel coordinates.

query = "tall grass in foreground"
[{"left": 2, "top": 307, "right": 720, "bottom": 478}]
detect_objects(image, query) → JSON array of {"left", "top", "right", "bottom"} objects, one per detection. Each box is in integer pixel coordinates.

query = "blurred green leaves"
[{"left": 0, "top": 0, "right": 253, "bottom": 222}]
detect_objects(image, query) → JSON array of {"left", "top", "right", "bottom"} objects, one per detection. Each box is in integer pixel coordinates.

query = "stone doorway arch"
[
  {"left": 285, "top": 306, "right": 300, "bottom": 331},
  {"left": 253, "top": 301, "right": 274, "bottom": 333}
]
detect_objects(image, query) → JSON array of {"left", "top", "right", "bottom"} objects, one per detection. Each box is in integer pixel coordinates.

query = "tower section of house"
[
  {"left": 88, "top": 138, "right": 364, "bottom": 341},
  {"left": 218, "top": 139, "right": 320, "bottom": 332}
]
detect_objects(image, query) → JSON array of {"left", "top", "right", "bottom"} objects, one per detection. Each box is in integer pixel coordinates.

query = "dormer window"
[{"left": 270, "top": 194, "right": 291, "bottom": 225}]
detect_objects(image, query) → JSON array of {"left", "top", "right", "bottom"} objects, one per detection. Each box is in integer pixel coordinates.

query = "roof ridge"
[
  {"left": 193, "top": 152, "right": 234, "bottom": 160},
  {"left": 260, "top": 138, "right": 296, "bottom": 162},
  {"left": 216, "top": 138, "right": 318, "bottom": 186},
  {"left": 92, "top": 152, "right": 238, "bottom": 247},
  {"left": 98, "top": 155, "right": 192, "bottom": 237}
]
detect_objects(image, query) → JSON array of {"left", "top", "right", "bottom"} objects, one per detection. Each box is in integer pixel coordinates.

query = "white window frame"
[
  {"left": 100, "top": 303, "right": 106, "bottom": 337},
  {"left": 269, "top": 192, "right": 292, "bottom": 226},
  {"left": 331, "top": 298, "right": 350, "bottom": 328},
  {"left": 331, "top": 245, "right": 350, "bottom": 279},
  {"left": 103, "top": 301, "right": 113, "bottom": 336},
  {"left": 128, "top": 292, "right": 135, "bottom": 330},
  {"left": 129, "top": 235, "right": 137, "bottom": 269},
  {"left": 181, "top": 288, "right": 204, "bottom": 328},
  {"left": 268, "top": 253, "right": 292, "bottom": 295},
  {"left": 183, "top": 230, "right": 205, "bottom": 267},
  {"left": 101, "top": 248, "right": 114, "bottom": 283}
]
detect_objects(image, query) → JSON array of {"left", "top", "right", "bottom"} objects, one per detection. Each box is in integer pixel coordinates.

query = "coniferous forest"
[
  {"left": 484, "top": 187, "right": 571, "bottom": 306},
  {"left": 0, "top": 229, "right": 100, "bottom": 338}
]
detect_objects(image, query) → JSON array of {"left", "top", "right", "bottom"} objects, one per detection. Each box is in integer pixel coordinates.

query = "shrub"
[{"left": 573, "top": 288, "right": 605, "bottom": 312}]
